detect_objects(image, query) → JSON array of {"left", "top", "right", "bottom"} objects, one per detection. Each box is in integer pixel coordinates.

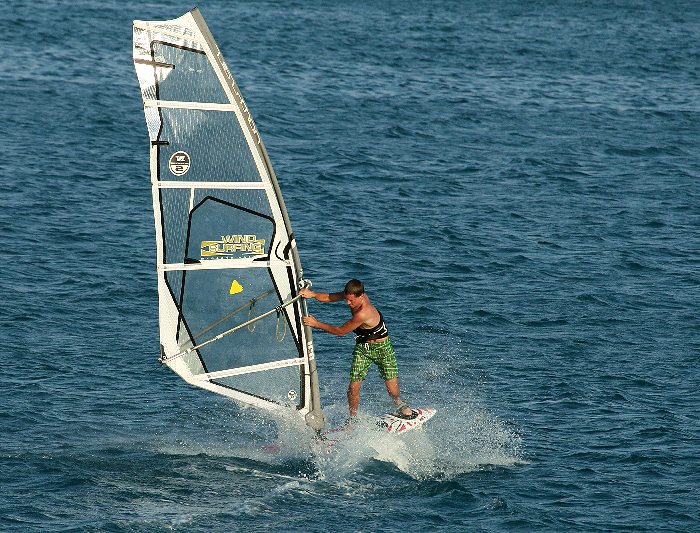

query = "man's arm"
[
  {"left": 303, "top": 314, "right": 364, "bottom": 337},
  {"left": 299, "top": 288, "right": 344, "bottom": 303},
  {"left": 301, "top": 287, "right": 359, "bottom": 335}
]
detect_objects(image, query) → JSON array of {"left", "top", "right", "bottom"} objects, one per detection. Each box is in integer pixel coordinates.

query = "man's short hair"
[{"left": 344, "top": 279, "right": 364, "bottom": 296}]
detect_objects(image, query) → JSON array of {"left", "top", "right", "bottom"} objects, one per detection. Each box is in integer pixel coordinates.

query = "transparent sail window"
[
  {"left": 157, "top": 108, "right": 261, "bottom": 182},
  {"left": 153, "top": 42, "right": 228, "bottom": 104}
]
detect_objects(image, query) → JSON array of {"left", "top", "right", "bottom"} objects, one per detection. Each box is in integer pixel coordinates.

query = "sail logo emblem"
[
  {"left": 229, "top": 280, "right": 244, "bottom": 295},
  {"left": 168, "top": 151, "right": 190, "bottom": 176},
  {"left": 201, "top": 234, "right": 265, "bottom": 257}
]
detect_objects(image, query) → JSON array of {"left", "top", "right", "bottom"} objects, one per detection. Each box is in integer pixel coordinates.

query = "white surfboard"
[
  {"left": 308, "top": 407, "right": 437, "bottom": 453},
  {"left": 376, "top": 407, "right": 437, "bottom": 435}
]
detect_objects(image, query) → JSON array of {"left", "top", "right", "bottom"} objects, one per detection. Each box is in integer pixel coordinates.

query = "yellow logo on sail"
[
  {"left": 229, "top": 280, "right": 244, "bottom": 295},
  {"left": 201, "top": 234, "right": 265, "bottom": 257}
]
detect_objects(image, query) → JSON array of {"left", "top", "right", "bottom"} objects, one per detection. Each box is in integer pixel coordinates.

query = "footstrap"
[{"left": 395, "top": 402, "right": 417, "bottom": 419}]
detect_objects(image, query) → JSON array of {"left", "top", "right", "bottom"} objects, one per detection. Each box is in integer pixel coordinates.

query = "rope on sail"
[
  {"left": 191, "top": 288, "right": 275, "bottom": 342},
  {"left": 275, "top": 309, "right": 287, "bottom": 342},
  {"left": 160, "top": 291, "right": 304, "bottom": 364},
  {"left": 247, "top": 298, "right": 258, "bottom": 333}
]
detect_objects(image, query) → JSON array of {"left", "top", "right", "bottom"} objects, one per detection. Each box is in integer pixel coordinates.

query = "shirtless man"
[{"left": 300, "top": 279, "right": 415, "bottom": 420}]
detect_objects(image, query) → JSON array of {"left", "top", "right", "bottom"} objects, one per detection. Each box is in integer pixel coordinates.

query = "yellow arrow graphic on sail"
[{"left": 229, "top": 280, "right": 244, "bottom": 295}]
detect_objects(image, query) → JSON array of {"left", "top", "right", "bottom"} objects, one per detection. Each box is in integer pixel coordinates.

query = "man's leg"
[
  {"left": 384, "top": 378, "right": 412, "bottom": 416},
  {"left": 348, "top": 381, "right": 362, "bottom": 417},
  {"left": 374, "top": 339, "right": 412, "bottom": 417},
  {"left": 348, "top": 343, "right": 371, "bottom": 417}
]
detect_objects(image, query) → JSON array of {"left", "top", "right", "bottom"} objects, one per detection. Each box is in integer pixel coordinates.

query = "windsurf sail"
[{"left": 132, "top": 8, "right": 323, "bottom": 431}]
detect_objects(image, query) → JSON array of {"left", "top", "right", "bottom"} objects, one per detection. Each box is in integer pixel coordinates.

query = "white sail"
[{"left": 132, "top": 8, "right": 323, "bottom": 431}]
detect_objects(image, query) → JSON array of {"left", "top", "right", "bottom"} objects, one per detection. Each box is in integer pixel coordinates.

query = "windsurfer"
[{"left": 301, "top": 279, "right": 416, "bottom": 421}]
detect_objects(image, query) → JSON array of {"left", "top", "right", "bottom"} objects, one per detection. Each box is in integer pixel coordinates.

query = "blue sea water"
[{"left": 2, "top": 0, "right": 699, "bottom": 531}]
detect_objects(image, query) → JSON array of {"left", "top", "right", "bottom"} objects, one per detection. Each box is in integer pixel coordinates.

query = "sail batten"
[
  {"left": 160, "top": 261, "right": 287, "bottom": 272},
  {"left": 193, "top": 358, "right": 306, "bottom": 381},
  {"left": 155, "top": 181, "right": 272, "bottom": 190},
  {"left": 133, "top": 8, "right": 323, "bottom": 430},
  {"left": 144, "top": 100, "right": 237, "bottom": 111}
]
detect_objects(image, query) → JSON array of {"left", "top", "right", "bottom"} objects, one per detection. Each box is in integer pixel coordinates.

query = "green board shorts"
[{"left": 350, "top": 337, "right": 399, "bottom": 382}]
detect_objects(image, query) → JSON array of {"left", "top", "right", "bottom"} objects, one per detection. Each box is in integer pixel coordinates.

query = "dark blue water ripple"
[{"left": 2, "top": 0, "right": 699, "bottom": 531}]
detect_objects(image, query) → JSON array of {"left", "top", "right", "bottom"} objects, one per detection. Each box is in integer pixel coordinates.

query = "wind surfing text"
[{"left": 201, "top": 234, "right": 265, "bottom": 258}]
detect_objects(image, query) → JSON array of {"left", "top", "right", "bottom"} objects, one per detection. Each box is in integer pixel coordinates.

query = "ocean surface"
[{"left": 2, "top": 0, "right": 699, "bottom": 531}]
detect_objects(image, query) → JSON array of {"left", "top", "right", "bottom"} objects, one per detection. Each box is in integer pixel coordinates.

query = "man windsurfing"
[{"left": 301, "top": 279, "right": 416, "bottom": 422}]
